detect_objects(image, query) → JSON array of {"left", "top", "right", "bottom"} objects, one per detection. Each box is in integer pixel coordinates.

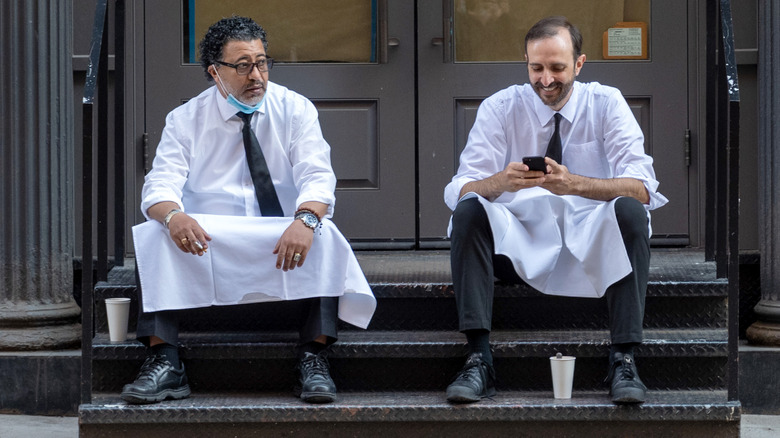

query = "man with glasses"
[{"left": 122, "top": 16, "right": 375, "bottom": 405}]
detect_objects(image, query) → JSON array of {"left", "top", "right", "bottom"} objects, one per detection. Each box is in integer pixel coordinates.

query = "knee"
[
  {"left": 451, "top": 198, "right": 489, "bottom": 239},
  {"left": 614, "top": 197, "right": 648, "bottom": 241}
]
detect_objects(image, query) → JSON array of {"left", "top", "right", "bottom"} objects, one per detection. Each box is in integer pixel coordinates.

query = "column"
[
  {"left": 747, "top": 0, "right": 780, "bottom": 346},
  {"left": 0, "top": 0, "right": 80, "bottom": 349}
]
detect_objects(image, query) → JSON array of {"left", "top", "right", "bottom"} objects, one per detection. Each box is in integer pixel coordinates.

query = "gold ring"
[
  {"left": 181, "top": 237, "right": 189, "bottom": 245},
  {"left": 293, "top": 253, "right": 302, "bottom": 262}
]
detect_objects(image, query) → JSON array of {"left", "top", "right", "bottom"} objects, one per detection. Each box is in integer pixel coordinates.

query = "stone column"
[
  {"left": 747, "top": 0, "right": 780, "bottom": 346},
  {"left": 0, "top": 0, "right": 80, "bottom": 349}
]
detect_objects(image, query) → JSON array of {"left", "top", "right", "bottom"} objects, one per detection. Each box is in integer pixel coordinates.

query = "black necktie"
[
  {"left": 237, "top": 112, "right": 284, "bottom": 217},
  {"left": 545, "top": 113, "right": 563, "bottom": 164}
]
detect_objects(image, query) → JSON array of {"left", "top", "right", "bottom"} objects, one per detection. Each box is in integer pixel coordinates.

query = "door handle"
[
  {"left": 439, "top": 0, "right": 452, "bottom": 63},
  {"left": 388, "top": 38, "right": 400, "bottom": 47}
]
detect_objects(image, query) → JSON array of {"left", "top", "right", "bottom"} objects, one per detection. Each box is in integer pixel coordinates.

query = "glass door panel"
[
  {"left": 183, "top": 0, "right": 378, "bottom": 63},
  {"left": 454, "top": 0, "right": 650, "bottom": 62}
]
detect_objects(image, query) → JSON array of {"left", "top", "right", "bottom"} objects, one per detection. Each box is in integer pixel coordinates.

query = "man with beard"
[
  {"left": 121, "top": 16, "right": 375, "bottom": 405},
  {"left": 443, "top": 16, "right": 667, "bottom": 405}
]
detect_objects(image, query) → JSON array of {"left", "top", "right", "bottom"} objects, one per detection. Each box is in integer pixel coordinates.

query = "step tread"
[
  {"left": 92, "top": 328, "right": 728, "bottom": 360},
  {"left": 99, "top": 249, "right": 725, "bottom": 290},
  {"left": 80, "top": 389, "right": 739, "bottom": 424}
]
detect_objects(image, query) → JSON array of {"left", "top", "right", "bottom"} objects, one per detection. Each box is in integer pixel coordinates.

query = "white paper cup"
[
  {"left": 550, "top": 354, "right": 576, "bottom": 399},
  {"left": 105, "top": 298, "right": 131, "bottom": 342}
]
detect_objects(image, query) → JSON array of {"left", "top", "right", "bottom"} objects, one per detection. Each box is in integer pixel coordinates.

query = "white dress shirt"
[
  {"left": 135, "top": 82, "right": 375, "bottom": 327},
  {"left": 141, "top": 82, "right": 336, "bottom": 219},
  {"left": 444, "top": 82, "right": 668, "bottom": 298}
]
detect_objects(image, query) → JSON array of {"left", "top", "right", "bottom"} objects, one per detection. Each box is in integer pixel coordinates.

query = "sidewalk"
[{"left": 0, "top": 413, "right": 777, "bottom": 437}]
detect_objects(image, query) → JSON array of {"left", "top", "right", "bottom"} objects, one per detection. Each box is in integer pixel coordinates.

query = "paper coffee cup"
[
  {"left": 105, "top": 298, "right": 131, "bottom": 342},
  {"left": 550, "top": 353, "right": 576, "bottom": 399}
]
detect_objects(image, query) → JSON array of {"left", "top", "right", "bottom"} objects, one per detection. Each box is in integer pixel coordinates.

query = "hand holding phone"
[{"left": 522, "top": 156, "right": 547, "bottom": 174}]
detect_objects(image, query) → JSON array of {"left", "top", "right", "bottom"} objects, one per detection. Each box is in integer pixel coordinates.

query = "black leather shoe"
[
  {"left": 295, "top": 351, "right": 337, "bottom": 403},
  {"left": 605, "top": 352, "right": 647, "bottom": 404},
  {"left": 120, "top": 354, "right": 190, "bottom": 404},
  {"left": 446, "top": 352, "right": 496, "bottom": 403}
]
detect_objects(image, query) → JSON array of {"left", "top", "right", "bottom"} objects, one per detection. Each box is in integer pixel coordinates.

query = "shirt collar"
[{"left": 531, "top": 81, "right": 580, "bottom": 126}]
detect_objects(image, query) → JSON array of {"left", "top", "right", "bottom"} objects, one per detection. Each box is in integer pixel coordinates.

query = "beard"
[{"left": 532, "top": 78, "right": 574, "bottom": 109}]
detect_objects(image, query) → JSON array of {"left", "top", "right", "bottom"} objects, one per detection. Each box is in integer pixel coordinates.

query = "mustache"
[{"left": 534, "top": 81, "right": 562, "bottom": 89}]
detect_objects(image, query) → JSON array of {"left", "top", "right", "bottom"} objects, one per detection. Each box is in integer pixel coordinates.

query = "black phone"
[{"left": 522, "top": 156, "right": 547, "bottom": 174}]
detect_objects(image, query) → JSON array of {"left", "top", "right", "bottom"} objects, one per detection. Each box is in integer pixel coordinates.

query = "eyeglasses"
[{"left": 215, "top": 58, "right": 274, "bottom": 75}]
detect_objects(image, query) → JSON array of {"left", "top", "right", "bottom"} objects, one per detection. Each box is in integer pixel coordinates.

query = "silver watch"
[{"left": 295, "top": 211, "right": 319, "bottom": 231}]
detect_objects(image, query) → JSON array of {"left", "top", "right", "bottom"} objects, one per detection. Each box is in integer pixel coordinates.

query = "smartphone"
[{"left": 522, "top": 156, "right": 547, "bottom": 174}]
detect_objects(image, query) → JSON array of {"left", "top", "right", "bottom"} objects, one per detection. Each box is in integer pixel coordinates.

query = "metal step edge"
[
  {"left": 91, "top": 329, "right": 728, "bottom": 360},
  {"left": 79, "top": 390, "right": 739, "bottom": 424}
]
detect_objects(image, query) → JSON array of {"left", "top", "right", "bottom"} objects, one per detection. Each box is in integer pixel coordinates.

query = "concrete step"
[{"left": 79, "top": 390, "right": 740, "bottom": 437}]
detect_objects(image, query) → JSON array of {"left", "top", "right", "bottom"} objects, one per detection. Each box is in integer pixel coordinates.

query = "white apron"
[
  {"left": 454, "top": 188, "right": 633, "bottom": 298},
  {"left": 132, "top": 214, "right": 376, "bottom": 329}
]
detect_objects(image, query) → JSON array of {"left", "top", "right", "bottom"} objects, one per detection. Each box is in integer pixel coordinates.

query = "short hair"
[
  {"left": 199, "top": 16, "right": 268, "bottom": 81},
  {"left": 524, "top": 16, "right": 583, "bottom": 61}
]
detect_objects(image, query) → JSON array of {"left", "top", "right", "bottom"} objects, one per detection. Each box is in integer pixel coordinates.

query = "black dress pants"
[
  {"left": 134, "top": 267, "right": 340, "bottom": 347},
  {"left": 450, "top": 196, "right": 650, "bottom": 345}
]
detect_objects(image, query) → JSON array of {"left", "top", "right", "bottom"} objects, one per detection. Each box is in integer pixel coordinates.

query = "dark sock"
[
  {"left": 152, "top": 343, "right": 180, "bottom": 368},
  {"left": 610, "top": 342, "right": 638, "bottom": 358},
  {"left": 465, "top": 329, "right": 493, "bottom": 367},
  {"left": 299, "top": 341, "right": 327, "bottom": 358}
]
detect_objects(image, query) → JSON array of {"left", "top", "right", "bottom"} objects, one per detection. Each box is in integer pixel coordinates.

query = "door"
[
  {"left": 139, "top": 0, "right": 692, "bottom": 247},
  {"left": 142, "top": 0, "right": 416, "bottom": 244},
  {"left": 417, "top": 0, "right": 690, "bottom": 245}
]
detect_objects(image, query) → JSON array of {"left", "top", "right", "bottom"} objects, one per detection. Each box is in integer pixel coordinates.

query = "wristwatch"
[
  {"left": 163, "top": 208, "right": 183, "bottom": 229},
  {"left": 295, "top": 211, "right": 320, "bottom": 231}
]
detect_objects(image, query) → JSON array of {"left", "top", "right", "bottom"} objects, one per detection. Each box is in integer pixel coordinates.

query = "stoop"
[{"left": 79, "top": 249, "right": 740, "bottom": 437}]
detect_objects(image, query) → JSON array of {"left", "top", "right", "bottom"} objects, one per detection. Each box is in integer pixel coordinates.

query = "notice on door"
[{"left": 603, "top": 22, "right": 648, "bottom": 60}]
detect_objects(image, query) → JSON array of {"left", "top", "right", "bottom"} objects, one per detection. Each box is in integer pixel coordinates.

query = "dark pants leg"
[
  {"left": 135, "top": 266, "right": 180, "bottom": 347},
  {"left": 135, "top": 267, "right": 340, "bottom": 347},
  {"left": 298, "top": 297, "right": 339, "bottom": 345},
  {"left": 450, "top": 198, "right": 520, "bottom": 332},
  {"left": 605, "top": 197, "right": 650, "bottom": 345},
  {"left": 450, "top": 196, "right": 649, "bottom": 342}
]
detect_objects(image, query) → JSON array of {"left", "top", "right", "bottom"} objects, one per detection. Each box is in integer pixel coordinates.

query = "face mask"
[{"left": 214, "top": 66, "right": 265, "bottom": 114}]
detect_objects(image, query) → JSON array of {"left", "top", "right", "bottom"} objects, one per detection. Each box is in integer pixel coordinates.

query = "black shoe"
[
  {"left": 295, "top": 351, "right": 337, "bottom": 403},
  {"left": 446, "top": 352, "right": 496, "bottom": 403},
  {"left": 605, "top": 352, "right": 647, "bottom": 404},
  {"left": 120, "top": 354, "right": 190, "bottom": 404}
]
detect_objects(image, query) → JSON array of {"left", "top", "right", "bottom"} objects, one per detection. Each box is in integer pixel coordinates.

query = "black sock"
[
  {"left": 152, "top": 343, "right": 180, "bottom": 368},
  {"left": 465, "top": 329, "right": 493, "bottom": 367},
  {"left": 610, "top": 342, "right": 638, "bottom": 358},
  {"left": 298, "top": 341, "right": 327, "bottom": 359}
]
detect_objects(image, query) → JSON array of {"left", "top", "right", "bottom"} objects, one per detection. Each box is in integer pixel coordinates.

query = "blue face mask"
[
  {"left": 214, "top": 66, "right": 265, "bottom": 114},
  {"left": 227, "top": 93, "right": 264, "bottom": 114}
]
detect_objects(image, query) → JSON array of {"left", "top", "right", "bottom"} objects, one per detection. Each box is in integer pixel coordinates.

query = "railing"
[
  {"left": 81, "top": 0, "right": 126, "bottom": 405},
  {"left": 705, "top": 0, "right": 740, "bottom": 402}
]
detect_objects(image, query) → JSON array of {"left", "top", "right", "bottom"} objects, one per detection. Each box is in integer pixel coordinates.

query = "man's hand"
[
  {"left": 541, "top": 157, "right": 650, "bottom": 203},
  {"left": 167, "top": 213, "right": 212, "bottom": 256},
  {"left": 148, "top": 201, "right": 211, "bottom": 256},
  {"left": 273, "top": 219, "right": 314, "bottom": 271},
  {"left": 459, "top": 161, "right": 548, "bottom": 201}
]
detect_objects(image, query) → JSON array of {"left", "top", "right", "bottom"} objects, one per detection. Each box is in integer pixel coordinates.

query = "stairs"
[{"left": 79, "top": 249, "right": 740, "bottom": 437}]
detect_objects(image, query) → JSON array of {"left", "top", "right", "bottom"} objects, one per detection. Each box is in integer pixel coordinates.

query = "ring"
[
  {"left": 293, "top": 253, "right": 302, "bottom": 262},
  {"left": 181, "top": 237, "right": 189, "bottom": 245}
]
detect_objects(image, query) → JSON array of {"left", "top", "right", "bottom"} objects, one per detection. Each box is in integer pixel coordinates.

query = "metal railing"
[
  {"left": 80, "top": 0, "right": 126, "bottom": 405},
  {"left": 705, "top": 0, "right": 741, "bottom": 402}
]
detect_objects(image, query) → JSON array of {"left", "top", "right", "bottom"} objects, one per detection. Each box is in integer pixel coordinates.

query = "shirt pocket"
[{"left": 564, "top": 140, "right": 609, "bottom": 179}]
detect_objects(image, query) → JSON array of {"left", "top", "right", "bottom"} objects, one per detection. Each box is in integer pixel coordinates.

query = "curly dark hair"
[
  {"left": 524, "top": 16, "right": 582, "bottom": 62},
  {"left": 199, "top": 16, "right": 268, "bottom": 81}
]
